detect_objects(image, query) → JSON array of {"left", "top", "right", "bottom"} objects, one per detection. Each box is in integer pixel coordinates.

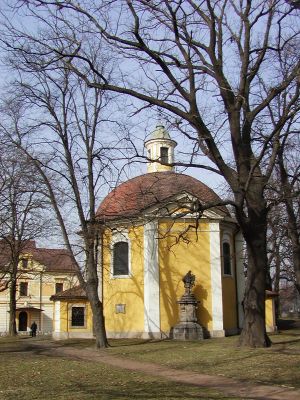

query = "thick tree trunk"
[
  {"left": 85, "top": 241, "right": 108, "bottom": 348},
  {"left": 239, "top": 240, "right": 271, "bottom": 347},
  {"left": 236, "top": 201, "right": 271, "bottom": 347},
  {"left": 89, "top": 293, "right": 108, "bottom": 348},
  {"left": 85, "top": 279, "right": 108, "bottom": 348},
  {"left": 9, "top": 278, "right": 17, "bottom": 336}
]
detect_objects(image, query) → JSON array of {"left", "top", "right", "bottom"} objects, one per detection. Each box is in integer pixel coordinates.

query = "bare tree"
[
  {"left": 266, "top": 135, "right": 299, "bottom": 319},
  {"left": 0, "top": 57, "right": 124, "bottom": 346},
  {"left": 277, "top": 141, "right": 300, "bottom": 296},
  {"left": 265, "top": 66, "right": 300, "bottom": 307},
  {"left": 1, "top": 0, "right": 299, "bottom": 346},
  {"left": 0, "top": 149, "right": 51, "bottom": 335}
]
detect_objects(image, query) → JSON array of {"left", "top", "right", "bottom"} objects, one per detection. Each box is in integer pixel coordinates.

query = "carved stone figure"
[
  {"left": 182, "top": 270, "right": 195, "bottom": 295},
  {"left": 170, "top": 271, "right": 204, "bottom": 340}
]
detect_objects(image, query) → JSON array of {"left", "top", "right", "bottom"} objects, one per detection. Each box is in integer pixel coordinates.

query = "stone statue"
[
  {"left": 182, "top": 270, "right": 195, "bottom": 295},
  {"left": 170, "top": 270, "right": 204, "bottom": 340}
]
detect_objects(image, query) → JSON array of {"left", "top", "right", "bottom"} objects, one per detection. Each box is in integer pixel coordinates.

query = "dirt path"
[{"left": 29, "top": 340, "right": 300, "bottom": 400}]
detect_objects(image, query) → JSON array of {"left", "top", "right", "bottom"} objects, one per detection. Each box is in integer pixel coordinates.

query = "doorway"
[{"left": 19, "top": 311, "right": 28, "bottom": 331}]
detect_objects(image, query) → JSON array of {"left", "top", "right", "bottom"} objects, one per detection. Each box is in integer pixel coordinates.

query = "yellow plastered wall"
[
  {"left": 265, "top": 297, "right": 276, "bottom": 331},
  {"left": 102, "top": 226, "right": 145, "bottom": 333},
  {"left": 158, "top": 220, "right": 212, "bottom": 333},
  {"left": 221, "top": 233, "right": 238, "bottom": 331},
  {"left": 222, "top": 277, "right": 237, "bottom": 330},
  {"left": 59, "top": 300, "right": 92, "bottom": 333},
  {"left": 43, "top": 282, "right": 56, "bottom": 297}
]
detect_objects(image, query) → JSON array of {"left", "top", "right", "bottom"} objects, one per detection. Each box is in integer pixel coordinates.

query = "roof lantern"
[{"left": 144, "top": 125, "right": 177, "bottom": 173}]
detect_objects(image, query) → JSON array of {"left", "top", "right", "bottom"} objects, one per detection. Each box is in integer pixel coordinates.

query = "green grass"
[
  {"left": 0, "top": 337, "right": 238, "bottom": 400},
  {"left": 0, "top": 326, "right": 299, "bottom": 399},
  {"left": 106, "top": 330, "right": 300, "bottom": 388}
]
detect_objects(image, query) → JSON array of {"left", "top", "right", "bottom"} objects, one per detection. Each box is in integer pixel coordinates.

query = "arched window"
[
  {"left": 223, "top": 242, "right": 232, "bottom": 275},
  {"left": 113, "top": 241, "right": 129, "bottom": 276}
]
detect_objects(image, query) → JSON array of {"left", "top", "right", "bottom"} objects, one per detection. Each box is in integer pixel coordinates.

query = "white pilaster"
[
  {"left": 54, "top": 301, "right": 61, "bottom": 332},
  {"left": 144, "top": 220, "right": 160, "bottom": 334},
  {"left": 209, "top": 222, "right": 224, "bottom": 336},
  {"left": 235, "top": 230, "right": 245, "bottom": 329},
  {"left": 97, "top": 234, "right": 103, "bottom": 302}
]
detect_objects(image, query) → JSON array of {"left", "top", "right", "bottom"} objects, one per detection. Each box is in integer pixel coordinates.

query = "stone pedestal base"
[{"left": 170, "top": 321, "right": 204, "bottom": 340}]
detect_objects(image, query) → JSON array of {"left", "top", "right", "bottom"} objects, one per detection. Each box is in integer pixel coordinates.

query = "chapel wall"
[
  {"left": 158, "top": 220, "right": 212, "bottom": 334},
  {"left": 220, "top": 229, "right": 238, "bottom": 333},
  {"left": 102, "top": 225, "right": 145, "bottom": 335}
]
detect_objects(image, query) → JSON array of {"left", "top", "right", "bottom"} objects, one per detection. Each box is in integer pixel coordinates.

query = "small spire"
[{"left": 145, "top": 125, "right": 177, "bottom": 173}]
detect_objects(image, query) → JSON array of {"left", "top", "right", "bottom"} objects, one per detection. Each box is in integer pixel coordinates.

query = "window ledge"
[
  {"left": 111, "top": 274, "right": 132, "bottom": 279},
  {"left": 70, "top": 325, "right": 86, "bottom": 329}
]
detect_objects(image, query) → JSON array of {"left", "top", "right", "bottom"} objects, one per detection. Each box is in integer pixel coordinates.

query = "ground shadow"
[{"left": 277, "top": 318, "right": 300, "bottom": 330}]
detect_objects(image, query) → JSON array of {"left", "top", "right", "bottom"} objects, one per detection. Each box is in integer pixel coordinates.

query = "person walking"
[{"left": 30, "top": 321, "right": 37, "bottom": 337}]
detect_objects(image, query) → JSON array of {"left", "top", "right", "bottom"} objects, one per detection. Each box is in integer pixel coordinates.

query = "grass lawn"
[
  {"left": 106, "top": 328, "right": 300, "bottom": 389},
  {"left": 59, "top": 323, "right": 300, "bottom": 389},
  {"left": 0, "top": 323, "right": 299, "bottom": 400},
  {"left": 0, "top": 337, "right": 237, "bottom": 400}
]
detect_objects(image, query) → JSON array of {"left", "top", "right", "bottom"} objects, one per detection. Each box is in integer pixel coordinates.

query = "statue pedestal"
[{"left": 170, "top": 293, "right": 204, "bottom": 340}]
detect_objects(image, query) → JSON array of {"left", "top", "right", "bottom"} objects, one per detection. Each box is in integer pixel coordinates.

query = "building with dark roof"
[{"left": 0, "top": 241, "right": 78, "bottom": 334}]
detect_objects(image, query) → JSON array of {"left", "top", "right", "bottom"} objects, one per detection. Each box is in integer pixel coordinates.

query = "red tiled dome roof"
[{"left": 96, "top": 171, "right": 228, "bottom": 221}]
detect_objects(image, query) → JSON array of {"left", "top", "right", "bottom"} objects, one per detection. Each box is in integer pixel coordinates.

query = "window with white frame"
[
  {"left": 113, "top": 241, "right": 129, "bottom": 276},
  {"left": 21, "top": 258, "right": 28, "bottom": 269},
  {"left": 71, "top": 306, "right": 85, "bottom": 327},
  {"left": 55, "top": 282, "right": 64, "bottom": 294},
  {"left": 111, "top": 231, "right": 130, "bottom": 277},
  {"left": 160, "top": 146, "right": 169, "bottom": 164},
  {"left": 20, "top": 282, "right": 28, "bottom": 297}
]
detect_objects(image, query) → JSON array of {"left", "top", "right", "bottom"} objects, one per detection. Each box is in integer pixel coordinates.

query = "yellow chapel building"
[{"left": 51, "top": 126, "right": 276, "bottom": 339}]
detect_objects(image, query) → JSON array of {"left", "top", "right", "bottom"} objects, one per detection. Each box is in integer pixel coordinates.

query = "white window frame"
[
  {"left": 55, "top": 282, "right": 64, "bottom": 294},
  {"left": 160, "top": 146, "right": 169, "bottom": 164},
  {"left": 222, "top": 233, "right": 233, "bottom": 277},
  {"left": 19, "top": 281, "right": 29, "bottom": 297},
  {"left": 70, "top": 304, "right": 86, "bottom": 328},
  {"left": 110, "top": 231, "right": 131, "bottom": 278}
]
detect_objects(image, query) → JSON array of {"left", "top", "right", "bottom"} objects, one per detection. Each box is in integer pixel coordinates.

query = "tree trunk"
[
  {"left": 239, "top": 241, "right": 271, "bottom": 347},
  {"left": 85, "top": 283, "right": 108, "bottom": 348},
  {"left": 9, "top": 278, "right": 17, "bottom": 336},
  {"left": 85, "top": 241, "right": 108, "bottom": 348},
  {"left": 237, "top": 201, "right": 271, "bottom": 347},
  {"left": 90, "top": 294, "right": 108, "bottom": 348},
  {"left": 273, "top": 248, "right": 281, "bottom": 321}
]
